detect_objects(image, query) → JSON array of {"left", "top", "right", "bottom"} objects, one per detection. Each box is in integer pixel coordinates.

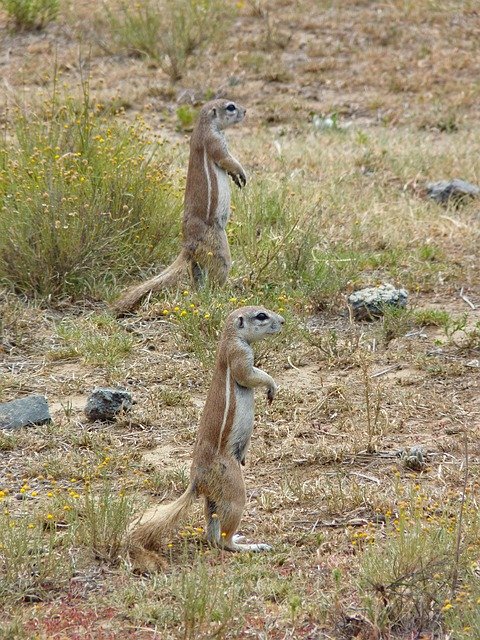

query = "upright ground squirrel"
[
  {"left": 112, "top": 99, "right": 247, "bottom": 315},
  {"left": 128, "top": 306, "right": 284, "bottom": 570}
]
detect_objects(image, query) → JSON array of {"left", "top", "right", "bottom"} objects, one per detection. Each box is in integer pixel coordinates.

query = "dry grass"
[{"left": 1, "top": 0, "right": 480, "bottom": 638}]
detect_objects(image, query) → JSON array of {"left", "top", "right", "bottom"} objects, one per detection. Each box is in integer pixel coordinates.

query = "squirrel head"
[
  {"left": 202, "top": 99, "right": 246, "bottom": 130},
  {"left": 227, "top": 306, "right": 285, "bottom": 343}
]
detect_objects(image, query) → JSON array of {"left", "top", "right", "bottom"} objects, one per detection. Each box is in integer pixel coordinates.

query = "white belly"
[
  {"left": 214, "top": 165, "right": 231, "bottom": 228},
  {"left": 229, "top": 385, "right": 254, "bottom": 461}
]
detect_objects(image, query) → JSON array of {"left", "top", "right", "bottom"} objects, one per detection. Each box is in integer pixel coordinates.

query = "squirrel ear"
[
  {"left": 211, "top": 107, "right": 217, "bottom": 118},
  {"left": 236, "top": 316, "right": 244, "bottom": 329}
]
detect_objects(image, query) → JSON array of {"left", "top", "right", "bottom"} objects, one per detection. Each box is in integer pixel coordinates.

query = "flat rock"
[
  {"left": 0, "top": 395, "right": 51, "bottom": 430},
  {"left": 426, "top": 179, "right": 480, "bottom": 205},
  {"left": 348, "top": 284, "right": 408, "bottom": 321},
  {"left": 84, "top": 388, "right": 133, "bottom": 422}
]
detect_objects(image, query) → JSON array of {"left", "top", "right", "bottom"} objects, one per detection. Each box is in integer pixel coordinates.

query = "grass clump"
[
  {"left": 358, "top": 512, "right": 453, "bottom": 634},
  {"left": 443, "top": 572, "right": 480, "bottom": 639},
  {"left": 1, "top": 0, "right": 59, "bottom": 30},
  {"left": 50, "top": 314, "right": 136, "bottom": 367},
  {"left": 116, "top": 554, "right": 242, "bottom": 634},
  {"left": 0, "top": 508, "right": 73, "bottom": 603},
  {"left": 174, "top": 557, "right": 242, "bottom": 639},
  {"left": 105, "top": 0, "right": 230, "bottom": 81},
  {"left": 355, "top": 483, "right": 480, "bottom": 637},
  {"left": 64, "top": 478, "right": 134, "bottom": 564},
  {"left": 232, "top": 180, "right": 317, "bottom": 288},
  {"left": 412, "top": 308, "right": 451, "bottom": 327},
  {"left": 443, "top": 315, "right": 480, "bottom": 352},
  {"left": 0, "top": 85, "right": 180, "bottom": 300}
]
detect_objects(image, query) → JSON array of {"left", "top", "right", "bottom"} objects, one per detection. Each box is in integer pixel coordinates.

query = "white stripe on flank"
[
  {"left": 217, "top": 365, "right": 231, "bottom": 453},
  {"left": 203, "top": 150, "right": 211, "bottom": 219}
]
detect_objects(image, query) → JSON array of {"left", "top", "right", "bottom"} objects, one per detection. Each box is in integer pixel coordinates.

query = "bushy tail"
[
  {"left": 111, "top": 251, "right": 189, "bottom": 316},
  {"left": 128, "top": 484, "right": 196, "bottom": 555}
]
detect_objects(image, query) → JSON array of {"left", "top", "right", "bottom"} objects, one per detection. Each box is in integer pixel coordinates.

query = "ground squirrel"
[
  {"left": 128, "top": 306, "right": 284, "bottom": 570},
  {"left": 112, "top": 99, "right": 247, "bottom": 315}
]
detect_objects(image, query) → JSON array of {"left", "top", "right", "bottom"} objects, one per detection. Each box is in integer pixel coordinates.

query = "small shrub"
[
  {"left": 156, "top": 287, "right": 293, "bottom": 366},
  {"left": 357, "top": 511, "right": 454, "bottom": 634},
  {"left": 380, "top": 306, "right": 416, "bottom": 343},
  {"left": 1, "top": 0, "right": 59, "bottom": 30},
  {"left": 306, "top": 250, "right": 359, "bottom": 310},
  {"left": 105, "top": 0, "right": 230, "bottom": 81},
  {"left": 444, "top": 572, "right": 480, "bottom": 639},
  {"left": 0, "top": 85, "right": 181, "bottom": 299},
  {"left": 165, "top": 290, "right": 233, "bottom": 365}
]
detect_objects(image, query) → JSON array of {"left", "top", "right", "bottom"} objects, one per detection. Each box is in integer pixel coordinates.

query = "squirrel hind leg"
[
  {"left": 204, "top": 498, "right": 221, "bottom": 544},
  {"left": 190, "top": 261, "right": 207, "bottom": 287},
  {"left": 204, "top": 495, "right": 271, "bottom": 552}
]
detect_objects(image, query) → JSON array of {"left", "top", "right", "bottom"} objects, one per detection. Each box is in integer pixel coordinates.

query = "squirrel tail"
[
  {"left": 111, "top": 250, "right": 189, "bottom": 316},
  {"left": 127, "top": 484, "right": 196, "bottom": 571}
]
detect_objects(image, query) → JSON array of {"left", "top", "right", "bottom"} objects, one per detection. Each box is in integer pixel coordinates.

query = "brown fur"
[
  {"left": 128, "top": 306, "right": 284, "bottom": 571},
  {"left": 111, "top": 99, "right": 247, "bottom": 316}
]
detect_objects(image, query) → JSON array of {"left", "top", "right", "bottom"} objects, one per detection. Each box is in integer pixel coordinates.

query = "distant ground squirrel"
[
  {"left": 128, "top": 306, "right": 284, "bottom": 571},
  {"left": 112, "top": 99, "right": 247, "bottom": 315}
]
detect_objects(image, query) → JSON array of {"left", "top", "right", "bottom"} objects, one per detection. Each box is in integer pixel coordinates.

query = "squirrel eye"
[
  {"left": 255, "top": 312, "right": 268, "bottom": 321},
  {"left": 225, "top": 103, "right": 236, "bottom": 112}
]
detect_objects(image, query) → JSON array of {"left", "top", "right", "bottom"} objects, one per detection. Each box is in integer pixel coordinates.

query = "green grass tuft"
[
  {"left": 50, "top": 313, "right": 136, "bottom": 368},
  {"left": 104, "top": 0, "right": 231, "bottom": 81},
  {"left": 1, "top": 0, "right": 58, "bottom": 30}
]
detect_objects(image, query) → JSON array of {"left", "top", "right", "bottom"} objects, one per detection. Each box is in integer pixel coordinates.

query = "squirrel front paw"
[
  {"left": 266, "top": 383, "right": 278, "bottom": 405},
  {"left": 229, "top": 170, "right": 247, "bottom": 189}
]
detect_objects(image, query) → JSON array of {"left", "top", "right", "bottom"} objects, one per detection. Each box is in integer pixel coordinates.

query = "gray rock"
[
  {"left": 426, "top": 179, "right": 480, "bottom": 205},
  {"left": 401, "top": 447, "right": 426, "bottom": 471},
  {"left": 348, "top": 284, "right": 408, "bottom": 321},
  {"left": 84, "top": 388, "right": 133, "bottom": 422},
  {"left": 0, "top": 395, "right": 51, "bottom": 430}
]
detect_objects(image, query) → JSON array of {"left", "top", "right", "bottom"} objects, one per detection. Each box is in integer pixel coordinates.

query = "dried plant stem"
[{"left": 451, "top": 428, "right": 469, "bottom": 596}]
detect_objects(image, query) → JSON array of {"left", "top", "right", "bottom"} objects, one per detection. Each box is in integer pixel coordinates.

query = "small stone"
[
  {"left": 348, "top": 284, "right": 408, "bottom": 321},
  {"left": 401, "top": 447, "right": 426, "bottom": 471},
  {"left": 84, "top": 388, "right": 133, "bottom": 422},
  {"left": 426, "top": 179, "right": 480, "bottom": 205},
  {"left": 0, "top": 395, "right": 51, "bottom": 430}
]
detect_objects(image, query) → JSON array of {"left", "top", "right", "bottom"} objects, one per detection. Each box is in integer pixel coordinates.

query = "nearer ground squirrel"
[
  {"left": 112, "top": 99, "right": 247, "bottom": 315},
  {"left": 128, "top": 306, "right": 284, "bottom": 570}
]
